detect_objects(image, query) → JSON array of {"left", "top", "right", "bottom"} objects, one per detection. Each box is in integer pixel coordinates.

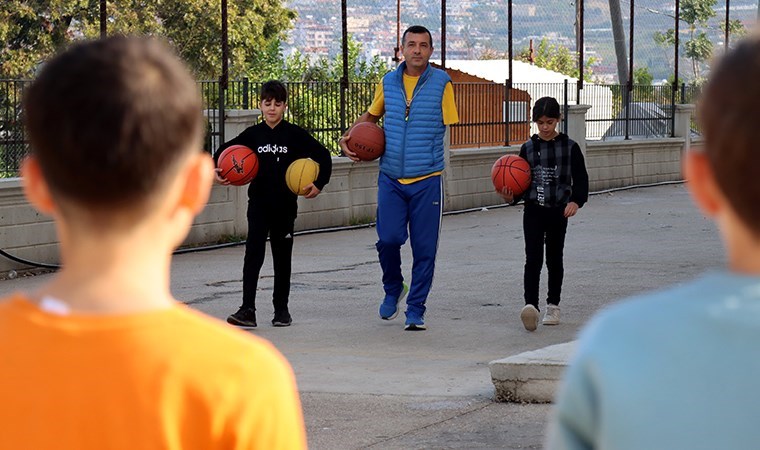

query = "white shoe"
[
  {"left": 542, "top": 305, "right": 560, "bottom": 325},
  {"left": 520, "top": 304, "right": 540, "bottom": 331}
]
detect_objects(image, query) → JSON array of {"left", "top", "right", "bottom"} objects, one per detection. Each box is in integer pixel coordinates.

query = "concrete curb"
[{"left": 489, "top": 341, "right": 576, "bottom": 403}]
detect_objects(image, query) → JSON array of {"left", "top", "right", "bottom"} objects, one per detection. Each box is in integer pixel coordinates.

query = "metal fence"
[
  {"left": 200, "top": 80, "right": 376, "bottom": 155},
  {"left": 449, "top": 80, "right": 688, "bottom": 146},
  {"left": 0, "top": 79, "right": 30, "bottom": 177},
  {"left": 1, "top": 78, "right": 701, "bottom": 178},
  {"left": 581, "top": 83, "right": 678, "bottom": 141}
]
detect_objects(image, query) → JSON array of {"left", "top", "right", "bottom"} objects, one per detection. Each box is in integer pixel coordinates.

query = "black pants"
[
  {"left": 242, "top": 202, "right": 296, "bottom": 313},
  {"left": 523, "top": 203, "right": 568, "bottom": 309}
]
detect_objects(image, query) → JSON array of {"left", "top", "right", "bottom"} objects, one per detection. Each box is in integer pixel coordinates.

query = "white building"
[{"left": 435, "top": 59, "right": 614, "bottom": 139}]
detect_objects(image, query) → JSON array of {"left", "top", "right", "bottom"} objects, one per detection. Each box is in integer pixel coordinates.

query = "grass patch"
[{"left": 349, "top": 215, "right": 375, "bottom": 226}]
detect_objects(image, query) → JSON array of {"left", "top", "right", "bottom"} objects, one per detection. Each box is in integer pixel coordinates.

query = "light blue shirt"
[{"left": 547, "top": 271, "right": 760, "bottom": 450}]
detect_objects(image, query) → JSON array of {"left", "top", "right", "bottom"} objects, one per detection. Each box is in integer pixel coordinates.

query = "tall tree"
[
  {"left": 261, "top": 35, "right": 389, "bottom": 154},
  {"left": 515, "top": 38, "right": 595, "bottom": 79},
  {"left": 653, "top": 0, "right": 743, "bottom": 81},
  {"left": 633, "top": 67, "right": 654, "bottom": 85},
  {"left": 257, "top": 34, "right": 388, "bottom": 83},
  {"left": 0, "top": 0, "right": 295, "bottom": 79},
  {"left": 608, "top": 0, "right": 629, "bottom": 84}
]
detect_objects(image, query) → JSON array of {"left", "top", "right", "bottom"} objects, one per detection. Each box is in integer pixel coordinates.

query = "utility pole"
[
  {"left": 393, "top": 0, "right": 401, "bottom": 65},
  {"left": 341, "top": 0, "right": 348, "bottom": 133},
  {"left": 441, "top": 0, "right": 447, "bottom": 68},
  {"left": 577, "top": 0, "right": 584, "bottom": 96},
  {"left": 506, "top": 0, "right": 513, "bottom": 145},
  {"left": 724, "top": 0, "right": 730, "bottom": 49},
  {"left": 219, "top": 0, "right": 228, "bottom": 145},
  {"left": 99, "top": 0, "right": 106, "bottom": 37}
]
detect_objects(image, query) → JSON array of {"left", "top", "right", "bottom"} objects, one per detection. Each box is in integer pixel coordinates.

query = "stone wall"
[{"left": 0, "top": 106, "right": 692, "bottom": 272}]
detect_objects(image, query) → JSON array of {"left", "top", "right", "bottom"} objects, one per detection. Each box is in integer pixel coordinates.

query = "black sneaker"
[
  {"left": 272, "top": 310, "right": 292, "bottom": 327},
  {"left": 227, "top": 307, "right": 257, "bottom": 328}
]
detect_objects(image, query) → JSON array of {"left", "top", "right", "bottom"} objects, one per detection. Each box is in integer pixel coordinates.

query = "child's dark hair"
[
  {"left": 699, "top": 34, "right": 760, "bottom": 234},
  {"left": 260, "top": 80, "right": 288, "bottom": 103},
  {"left": 402, "top": 25, "right": 433, "bottom": 47},
  {"left": 23, "top": 36, "right": 202, "bottom": 211},
  {"left": 532, "top": 97, "right": 561, "bottom": 122}
]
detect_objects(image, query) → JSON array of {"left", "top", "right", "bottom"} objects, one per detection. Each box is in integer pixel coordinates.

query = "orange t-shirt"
[{"left": 0, "top": 295, "right": 306, "bottom": 450}]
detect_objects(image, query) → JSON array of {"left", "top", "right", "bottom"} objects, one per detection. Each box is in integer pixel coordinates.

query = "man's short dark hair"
[
  {"left": 260, "top": 80, "right": 288, "bottom": 103},
  {"left": 532, "top": 97, "right": 562, "bottom": 121},
  {"left": 402, "top": 25, "right": 433, "bottom": 47},
  {"left": 23, "top": 36, "right": 202, "bottom": 212},
  {"left": 698, "top": 34, "right": 760, "bottom": 235}
]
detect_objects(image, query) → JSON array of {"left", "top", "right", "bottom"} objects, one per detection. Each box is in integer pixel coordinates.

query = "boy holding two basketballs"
[
  {"left": 214, "top": 80, "right": 332, "bottom": 328},
  {"left": 498, "top": 96, "right": 589, "bottom": 331}
]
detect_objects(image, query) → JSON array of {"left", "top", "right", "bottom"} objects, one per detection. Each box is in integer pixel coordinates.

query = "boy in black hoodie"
[
  {"left": 214, "top": 80, "right": 332, "bottom": 328},
  {"left": 499, "top": 97, "right": 589, "bottom": 332}
]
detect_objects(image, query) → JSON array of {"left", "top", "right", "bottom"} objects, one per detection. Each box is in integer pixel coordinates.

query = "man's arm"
[
  {"left": 339, "top": 81, "right": 384, "bottom": 161},
  {"left": 569, "top": 143, "right": 589, "bottom": 208},
  {"left": 298, "top": 127, "right": 332, "bottom": 198},
  {"left": 442, "top": 81, "right": 459, "bottom": 125},
  {"left": 339, "top": 114, "right": 382, "bottom": 161}
]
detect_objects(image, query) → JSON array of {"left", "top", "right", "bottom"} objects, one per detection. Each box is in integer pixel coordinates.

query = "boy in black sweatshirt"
[
  {"left": 214, "top": 80, "right": 332, "bottom": 328},
  {"left": 499, "top": 96, "right": 589, "bottom": 332}
]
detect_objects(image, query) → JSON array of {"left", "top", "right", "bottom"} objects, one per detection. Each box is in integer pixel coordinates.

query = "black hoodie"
[
  {"left": 213, "top": 120, "right": 332, "bottom": 208},
  {"left": 517, "top": 132, "right": 589, "bottom": 208}
]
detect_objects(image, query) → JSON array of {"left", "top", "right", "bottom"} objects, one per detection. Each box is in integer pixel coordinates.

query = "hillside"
[{"left": 283, "top": 0, "right": 758, "bottom": 82}]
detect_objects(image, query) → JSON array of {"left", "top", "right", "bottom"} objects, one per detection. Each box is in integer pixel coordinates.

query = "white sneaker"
[
  {"left": 542, "top": 305, "right": 560, "bottom": 326},
  {"left": 520, "top": 304, "right": 540, "bottom": 331}
]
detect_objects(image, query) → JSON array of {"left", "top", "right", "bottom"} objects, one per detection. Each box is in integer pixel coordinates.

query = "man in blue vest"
[{"left": 340, "top": 25, "right": 459, "bottom": 331}]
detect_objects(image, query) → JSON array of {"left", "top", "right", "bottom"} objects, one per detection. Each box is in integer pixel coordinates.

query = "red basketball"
[
  {"left": 347, "top": 122, "right": 385, "bottom": 161},
  {"left": 217, "top": 145, "right": 259, "bottom": 186},
  {"left": 491, "top": 155, "right": 531, "bottom": 195}
]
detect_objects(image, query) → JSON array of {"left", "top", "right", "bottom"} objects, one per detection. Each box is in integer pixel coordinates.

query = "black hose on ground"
[{"left": 0, "top": 181, "right": 685, "bottom": 271}]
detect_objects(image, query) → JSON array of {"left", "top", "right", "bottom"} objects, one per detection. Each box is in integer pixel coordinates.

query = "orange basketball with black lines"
[
  {"left": 347, "top": 122, "right": 385, "bottom": 161},
  {"left": 491, "top": 155, "right": 531, "bottom": 195},
  {"left": 217, "top": 145, "right": 259, "bottom": 186}
]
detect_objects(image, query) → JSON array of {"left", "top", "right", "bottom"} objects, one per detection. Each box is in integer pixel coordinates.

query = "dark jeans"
[
  {"left": 242, "top": 201, "right": 296, "bottom": 313},
  {"left": 523, "top": 203, "right": 568, "bottom": 309}
]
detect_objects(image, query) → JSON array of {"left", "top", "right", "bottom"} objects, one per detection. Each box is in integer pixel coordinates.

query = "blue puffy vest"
[{"left": 380, "top": 62, "right": 451, "bottom": 179}]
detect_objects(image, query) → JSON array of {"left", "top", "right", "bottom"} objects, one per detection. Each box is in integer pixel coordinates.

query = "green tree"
[
  {"left": 720, "top": 18, "right": 747, "bottom": 40},
  {"left": 0, "top": 0, "right": 295, "bottom": 79},
  {"left": 270, "top": 35, "right": 389, "bottom": 154},
  {"left": 514, "top": 38, "right": 595, "bottom": 79},
  {"left": 653, "top": 0, "right": 744, "bottom": 82},
  {"left": 244, "top": 34, "right": 389, "bottom": 84},
  {"left": 633, "top": 67, "right": 654, "bottom": 85}
]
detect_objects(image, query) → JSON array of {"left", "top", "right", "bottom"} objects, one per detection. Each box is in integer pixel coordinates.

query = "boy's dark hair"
[
  {"left": 260, "top": 80, "right": 288, "bottom": 103},
  {"left": 23, "top": 36, "right": 202, "bottom": 211},
  {"left": 532, "top": 97, "right": 561, "bottom": 121},
  {"left": 402, "top": 25, "right": 433, "bottom": 47},
  {"left": 699, "top": 34, "right": 760, "bottom": 234}
]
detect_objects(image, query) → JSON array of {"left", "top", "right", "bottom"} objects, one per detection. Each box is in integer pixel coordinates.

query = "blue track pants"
[{"left": 376, "top": 172, "right": 443, "bottom": 316}]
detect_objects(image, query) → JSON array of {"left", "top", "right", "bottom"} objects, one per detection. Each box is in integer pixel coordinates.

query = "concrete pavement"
[{"left": 0, "top": 183, "right": 724, "bottom": 448}]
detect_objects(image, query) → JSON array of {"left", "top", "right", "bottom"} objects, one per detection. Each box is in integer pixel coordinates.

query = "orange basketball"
[
  {"left": 347, "top": 122, "right": 385, "bottom": 161},
  {"left": 217, "top": 145, "right": 259, "bottom": 186},
  {"left": 491, "top": 155, "right": 531, "bottom": 195}
]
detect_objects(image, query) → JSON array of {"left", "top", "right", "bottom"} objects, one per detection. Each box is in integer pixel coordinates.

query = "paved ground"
[{"left": 0, "top": 183, "right": 724, "bottom": 449}]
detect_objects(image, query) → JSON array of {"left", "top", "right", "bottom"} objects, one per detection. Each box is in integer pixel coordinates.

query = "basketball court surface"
[{"left": 0, "top": 184, "right": 723, "bottom": 448}]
